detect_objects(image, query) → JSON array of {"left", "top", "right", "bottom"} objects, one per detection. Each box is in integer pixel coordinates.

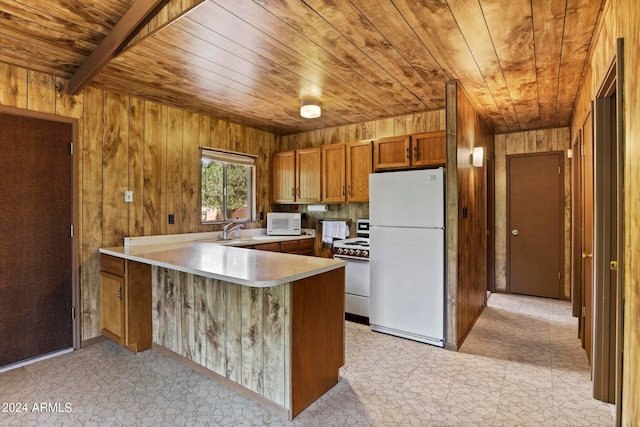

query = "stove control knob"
[
  {"left": 348, "top": 249, "right": 355, "bottom": 255},
  {"left": 362, "top": 250, "right": 368, "bottom": 257},
  {"left": 355, "top": 249, "right": 361, "bottom": 256},
  {"left": 336, "top": 248, "right": 342, "bottom": 254}
]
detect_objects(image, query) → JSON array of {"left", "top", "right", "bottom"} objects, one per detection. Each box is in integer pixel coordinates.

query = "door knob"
[
  {"left": 582, "top": 252, "right": 593, "bottom": 259},
  {"left": 511, "top": 229, "right": 519, "bottom": 236}
]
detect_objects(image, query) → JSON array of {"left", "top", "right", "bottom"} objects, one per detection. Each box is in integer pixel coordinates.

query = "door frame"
[
  {"left": 571, "top": 130, "right": 582, "bottom": 318},
  {"left": 592, "top": 38, "right": 625, "bottom": 414},
  {"left": 0, "top": 105, "right": 81, "bottom": 351}
]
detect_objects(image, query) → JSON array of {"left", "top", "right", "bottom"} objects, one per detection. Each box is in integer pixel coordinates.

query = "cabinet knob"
[
  {"left": 117, "top": 287, "right": 122, "bottom": 301},
  {"left": 405, "top": 147, "right": 410, "bottom": 159},
  {"left": 413, "top": 145, "right": 418, "bottom": 160}
]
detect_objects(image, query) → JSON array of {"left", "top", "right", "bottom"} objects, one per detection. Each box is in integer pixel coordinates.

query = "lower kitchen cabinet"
[{"left": 99, "top": 254, "right": 152, "bottom": 353}]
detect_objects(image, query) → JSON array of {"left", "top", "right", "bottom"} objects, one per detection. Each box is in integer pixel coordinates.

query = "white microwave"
[{"left": 267, "top": 212, "right": 301, "bottom": 236}]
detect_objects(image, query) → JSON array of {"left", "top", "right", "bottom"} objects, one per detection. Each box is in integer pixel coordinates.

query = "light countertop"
[{"left": 100, "top": 233, "right": 344, "bottom": 288}]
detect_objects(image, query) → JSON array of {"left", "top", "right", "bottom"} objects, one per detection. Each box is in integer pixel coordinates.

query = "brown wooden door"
[
  {"left": 272, "top": 151, "right": 295, "bottom": 203},
  {"left": 346, "top": 140, "right": 372, "bottom": 203},
  {"left": 507, "top": 152, "right": 563, "bottom": 299},
  {"left": 322, "top": 144, "right": 346, "bottom": 203},
  {"left": 582, "top": 111, "right": 594, "bottom": 361},
  {"left": 0, "top": 113, "right": 73, "bottom": 367}
]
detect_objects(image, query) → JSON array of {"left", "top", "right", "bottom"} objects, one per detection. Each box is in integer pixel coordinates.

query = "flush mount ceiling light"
[{"left": 300, "top": 100, "right": 321, "bottom": 119}]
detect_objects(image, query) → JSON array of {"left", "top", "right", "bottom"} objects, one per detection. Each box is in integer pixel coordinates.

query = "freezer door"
[
  {"left": 369, "top": 226, "right": 445, "bottom": 342},
  {"left": 369, "top": 169, "right": 444, "bottom": 228}
]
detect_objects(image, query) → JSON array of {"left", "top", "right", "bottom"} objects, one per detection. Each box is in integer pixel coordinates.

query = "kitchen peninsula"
[{"left": 99, "top": 233, "right": 345, "bottom": 419}]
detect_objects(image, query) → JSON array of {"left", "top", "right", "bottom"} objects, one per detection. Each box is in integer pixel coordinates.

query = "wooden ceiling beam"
[{"left": 68, "top": 0, "right": 170, "bottom": 95}]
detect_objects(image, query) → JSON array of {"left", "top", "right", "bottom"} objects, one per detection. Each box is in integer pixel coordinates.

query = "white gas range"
[{"left": 333, "top": 219, "right": 370, "bottom": 322}]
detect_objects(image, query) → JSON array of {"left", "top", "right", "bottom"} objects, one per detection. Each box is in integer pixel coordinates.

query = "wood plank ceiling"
[{"left": 0, "top": 0, "right": 605, "bottom": 135}]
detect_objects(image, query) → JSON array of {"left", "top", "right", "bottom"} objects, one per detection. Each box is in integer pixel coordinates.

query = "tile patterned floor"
[{"left": 0, "top": 293, "right": 614, "bottom": 426}]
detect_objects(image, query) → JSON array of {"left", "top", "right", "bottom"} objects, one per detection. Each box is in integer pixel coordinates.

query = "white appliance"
[
  {"left": 333, "top": 219, "right": 370, "bottom": 321},
  {"left": 266, "top": 212, "right": 301, "bottom": 236},
  {"left": 369, "top": 168, "right": 445, "bottom": 347}
]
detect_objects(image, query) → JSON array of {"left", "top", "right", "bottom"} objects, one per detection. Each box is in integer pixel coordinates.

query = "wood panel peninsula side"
[{"left": 99, "top": 232, "right": 345, "bottom": 419}]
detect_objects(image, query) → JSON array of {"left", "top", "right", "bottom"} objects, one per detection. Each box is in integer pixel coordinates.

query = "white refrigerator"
[{"left": 369, "top": 168, "right": 445, "bottom": 347}]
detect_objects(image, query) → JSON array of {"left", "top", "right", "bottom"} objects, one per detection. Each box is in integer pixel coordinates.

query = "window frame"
[{"left": 200, "top": 148, "right": 256, "bottom": 225}]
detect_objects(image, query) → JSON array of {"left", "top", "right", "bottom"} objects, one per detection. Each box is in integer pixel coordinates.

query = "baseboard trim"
[
  {"left": 0, "top": 348, "right": 74, "bottom": 374},
  {"left": 81, "top": 335, "right": 108, "bottom": 348}
]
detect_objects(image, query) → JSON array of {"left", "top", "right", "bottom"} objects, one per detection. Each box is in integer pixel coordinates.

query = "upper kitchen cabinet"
[
  {"left": 322, "top": 143, "right": 346, "bottom": 203},
  {"left": 346, "top": 140, "right": 372, "bottom": 203},
  {"left": 272, "top": 148, "right": 321, "bottom": 204},
  {"left": 411, "top": 131, "right": 446, "bottom": 168},
  {"left": 272, "top": 150, "right": 296, "bottom": 203},
  {"left": 373, "top": 135, "right": 410, "bottom": 171},
  {"left": 373, "top": 131, "right": 446, "bottom": 171}
]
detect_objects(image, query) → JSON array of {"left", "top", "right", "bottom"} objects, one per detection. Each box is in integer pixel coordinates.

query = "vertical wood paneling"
[
  {"left": 128, "top": 98, "right": 145, "bottom": 237},
  {"left": 263, "top": 284, "right": 286, "bottom": 406},
  {"left": 163, "top": 268, "right": 180, "bottom": 352},
  {"left": 536, "top": 128, "right": 554, "bottom": 152},
  {"left": 241, "top": 286, "right": 264, "bottom": 394},
  {"left": 393, "top": 115, "right": 406, "bottom": 136},
  {"left": 505, "top": 132, "right": 525, "bottom": 155},
  {"left": 180, "top": 272, "right": 195, "bottom": 360},
  {"left": 425, "top": 109, "right": 441, "bottom": 131},
  {"left": 375, "top": 117, "right": 394, "bottom": 138},
  {"left": 102, "top": 91, "right": 130, "bottom": 246},
  {"left": 81, "top": 86, "right": 104, "bottom": 339},
  {"left": 143, "top": 102, "right": 168, "bottom": 236},
  {"left": 183, "top": 111, "right": 200, "bottom": 233},
  {"left": 0, "top": 63, "right": 27, "bottom": 108},
  {"left": 54, "top": 77, "right": 83, "bottom": 119},
  {"left": 406, "top": 112, "right": 426, "bottom": 134},
  {"left": 494, "top": 134, "right": 507, "bottom": 292},
  {"left": 167, "top": 107, "right": 184, "bottom": 234},
  {"left": 26, "top": 70, "right": 55, "bottom": 114},
  {"left": 205, "top": 278, "right": 226, "bottom": 376},
  {"left": 226, "top": 282, "right": 242, "bottom": 382},
  {"left": 152, "top": 267, "right": 162, "bottom": 344},
  {"left": 525, "top": 130, "right": 537, "bottom": 153},
  {"left": 193, "top": 275, "right": 207, "bottom": 366}
]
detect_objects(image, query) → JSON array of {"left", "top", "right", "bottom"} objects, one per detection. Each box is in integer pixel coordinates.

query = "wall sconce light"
[
  {"left": 300, "top": 100, "right": 321, "bottom": 119},
  {"left": 567, "top": 148, "right": 573, "bottom": 159},
  {"left": 472, "top": 146, "right": 484, "bottom": 167}
]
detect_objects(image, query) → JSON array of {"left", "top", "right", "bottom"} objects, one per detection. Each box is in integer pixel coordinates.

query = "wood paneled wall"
[
  {"left": 570, "top": 0, "right": 639, "bottom": 423},
  {"left": 0, "top": 63, "right": 278, "bottom": 342},
  {"left": 445, "top": 81, "right": 495, "bottom": 349},
  {"left": 493, "top": 128, "right": 571, "bottom": 297},
  {"left": 278, "top": 110, "right": 445, "bottom": 235},
  {"left": 152, "top": 267, "right": 290, "bottom": 409}
]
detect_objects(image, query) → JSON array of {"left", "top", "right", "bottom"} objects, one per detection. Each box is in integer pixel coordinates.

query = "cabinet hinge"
[
  {"left": 558, "top": 166, "right": 561, "bottom": 174},
  {"left": 558, "top": 271, "right": 561, "bottom": 280},
  {"left": 71, "top": 306, "right": 75, "bottom": 319},
  {"left": 69, "top": 142, "right": 74, "bottom": 156},
  {"left": 610, "top": 260, "right": 618, "bottom": 271},
  {"left": 581, "top": 144, "right": 585, "bottom": 155},
  {"left": 70, "top": 225, "right": 74, "bottom": 238},
  {"left": 582, "top": 306, "right": 586, "bottom": 317}
]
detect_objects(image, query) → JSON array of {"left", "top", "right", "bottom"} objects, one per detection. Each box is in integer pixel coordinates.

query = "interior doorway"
[
  {"left": 507, "top": 152, "right": 564, "bottom": 299},
  {"left": 0, "top": 108, "right": 79, "bottom": 368},
  {"left": 592, "top": 39, "right": 625, "bottom": 409}
]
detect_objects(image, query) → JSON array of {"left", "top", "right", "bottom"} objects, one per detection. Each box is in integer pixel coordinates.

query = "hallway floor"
[{"left": 0, "top": 293, "right": 614, "bottom": 426}]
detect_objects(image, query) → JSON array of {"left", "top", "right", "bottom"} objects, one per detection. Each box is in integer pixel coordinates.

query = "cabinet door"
[
  {"left": 412, "top": 130, "right": 446, "bottom": 167},
  {"left": 272, "top": 151, "right": 296, "bottom": 203},
  {"left": 346, "top": 140, "right": 372, "bottom": 202},
  {"left": 373, "top": 135, "right": 410, "bottom": 171},
  {"left": 296, "top": 147, "right": 321, "bottom": 202},
  {"left": 254, "top": 242, "right": 281, "bottom": 252},
  {"left": 100, "top": 271, "right": 125, "bottom": 345},
  {"left": 322, "top": 144, "right": 346, "bottom": 203}
]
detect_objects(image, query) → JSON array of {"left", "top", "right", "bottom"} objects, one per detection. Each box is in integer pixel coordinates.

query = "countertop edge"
[{"left": 98, "top": 246, "right": 345, "bottom": 288}]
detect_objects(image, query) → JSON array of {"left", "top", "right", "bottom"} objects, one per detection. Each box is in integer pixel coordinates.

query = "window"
[{"left": 201, "top": 149, "right": 255, "bottom": 224}]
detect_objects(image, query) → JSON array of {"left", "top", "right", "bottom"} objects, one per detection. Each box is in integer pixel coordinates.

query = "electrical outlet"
[
  {"left": 168, "top": 214, "right": 175, "bottom": 224},
  {"left": 259, "top": 211, "right": 264, "bottom": 220},
  {"left": 124, "top": 191, "right": 133, "bottom": 203}
]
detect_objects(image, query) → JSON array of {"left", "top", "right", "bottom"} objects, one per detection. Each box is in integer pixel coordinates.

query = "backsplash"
[{"left": 273, "top": 204, "right": 369, "bottom": 237}]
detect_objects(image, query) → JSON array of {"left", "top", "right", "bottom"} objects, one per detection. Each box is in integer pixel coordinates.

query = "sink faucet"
[{"left": 222, "top": 223, "right": 243, "bottom": 240}]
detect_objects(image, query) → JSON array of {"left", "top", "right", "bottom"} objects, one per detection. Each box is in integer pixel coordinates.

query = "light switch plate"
[{"left": 124, "top": 190, "right": 133, "bottom": 203}]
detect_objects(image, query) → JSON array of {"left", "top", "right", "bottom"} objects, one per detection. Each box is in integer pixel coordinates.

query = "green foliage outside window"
[{"left": 201, "top": 150, "right": 254, "bottom": 223}]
